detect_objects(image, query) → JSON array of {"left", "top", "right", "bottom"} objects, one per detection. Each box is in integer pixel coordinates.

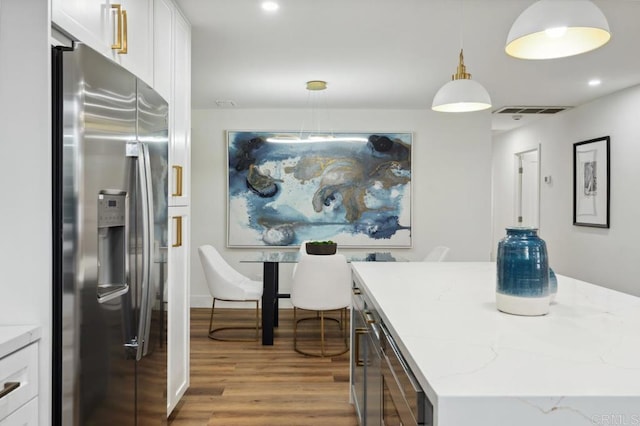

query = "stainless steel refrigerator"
[{"left": 52, "top": 43, "right": 169, "bottom": 425}]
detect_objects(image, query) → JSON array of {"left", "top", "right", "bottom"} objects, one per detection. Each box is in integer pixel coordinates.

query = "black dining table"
[{"left": 241, "top": 251, "right": 404, "bottom": 345}]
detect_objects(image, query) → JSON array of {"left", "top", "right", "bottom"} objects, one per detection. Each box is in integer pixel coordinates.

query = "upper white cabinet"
[
  {"left": 112, "top": 0, "right": 154, "bottom": 86},
  {"left": 153, "top": 0, "right": 173, "bottom": 102},
  {"left": 52, "top": 0, "right": 154, "bottom": 87},
  {"left": 51, "top": 0, "right": 112, "bottom": 53},
  {"left": 169, "top": 9, "right": 191, "bottom": 206}
]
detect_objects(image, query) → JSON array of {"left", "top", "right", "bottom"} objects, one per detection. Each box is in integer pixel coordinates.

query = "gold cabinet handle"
[
  {"left": 355, "top": 328, "right": 367, "bottom": 366},
  {"left": 364, "top": 311, "right": 376, "bottom": 324},
  {"left": 119, "top": 9, "right": 128, "bottom": 54},
  {"left": 172, "top": 165, "right": 183, "bottom": 197},
  {"left": 111, "top": 4, "right": 128, "bottom": 54},
  {"left": 111, "top": 4, "right": 122, "bottom": 50},
  {"left": 172, "top": 216, "right": 183, "bottom": 248}
]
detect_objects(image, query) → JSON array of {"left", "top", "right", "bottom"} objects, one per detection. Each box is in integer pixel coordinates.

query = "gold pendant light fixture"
[
  {"left": 267, "top": 80, "right": 363, "bottom": 143},
  {"left": 506, "top": 0, "right": 611, "bottom": 60},
  {"left": 432, "top": 49, "right": 492, "bottom": 113},
  {"left": 306, "top": 80, "right": 327, "bottom": 91},
  {"left": 432, "top": 1, "right": 491, "bottom": 113}
]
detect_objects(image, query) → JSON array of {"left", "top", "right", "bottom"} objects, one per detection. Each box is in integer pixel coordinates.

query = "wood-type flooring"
[{"left": 168, "top": 308, "right": 358, "bottom": 426}]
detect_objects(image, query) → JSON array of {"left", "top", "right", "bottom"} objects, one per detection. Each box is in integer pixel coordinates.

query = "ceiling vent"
[
  {"left": 215, "top": 100, "right": 237, "bottom": 107},
  {"left": 493, "top": 106, "right": 570, "bottom": 115}
]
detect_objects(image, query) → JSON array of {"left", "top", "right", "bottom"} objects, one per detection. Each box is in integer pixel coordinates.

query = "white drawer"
[
  {"left": 0, "top": 343, "right": 38, "bottom": 421},
  {"left": 0, "top": 397, "right": 37, "bottom": 426}
]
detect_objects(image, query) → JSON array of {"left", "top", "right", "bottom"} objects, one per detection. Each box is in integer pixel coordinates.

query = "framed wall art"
[
  {"left": 573, "top": 136, "right": 610, "bottom": 228},
  {"left": 227, "top": 131, "right": 412, "bottom": 247}
]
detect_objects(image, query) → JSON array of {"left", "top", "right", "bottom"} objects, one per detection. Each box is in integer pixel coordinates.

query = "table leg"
[
  {"left": 262, "top": 262, "right": 278, "bottom": 345},
  {"left": 273, "top": 264, "right": 280, "bottom": 327}
]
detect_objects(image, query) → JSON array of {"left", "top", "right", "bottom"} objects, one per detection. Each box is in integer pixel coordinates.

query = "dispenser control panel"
[{"left": 98, "top": 192, "right": 126, "bottom": 228}]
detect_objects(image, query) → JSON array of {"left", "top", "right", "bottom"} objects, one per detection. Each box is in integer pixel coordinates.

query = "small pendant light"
[{"left": 431, "top": 49, "right": 492, "bottom": 113}]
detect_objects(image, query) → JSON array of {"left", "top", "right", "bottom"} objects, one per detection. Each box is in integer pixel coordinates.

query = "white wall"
[
  {"left": 190, "top": 108, "right": 493, "bottom": 307},
  {"left": 0, "top": 0, "right": 51, "bottom": 422},
  {"left": 493, "top": 84, "right": 640, "bottom": 296}
]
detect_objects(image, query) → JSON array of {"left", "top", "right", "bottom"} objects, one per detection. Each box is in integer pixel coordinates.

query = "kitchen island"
[{"left": 351, "top": 262, "right": 640, "bottom": 425}]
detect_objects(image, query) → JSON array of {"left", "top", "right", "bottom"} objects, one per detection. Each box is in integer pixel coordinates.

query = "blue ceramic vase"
[
  {"left": 496, "top": 227, "right": 550, "bottom": 316},
  {"left": 549, "top": 267, "right": 558, "bottom": 302}
]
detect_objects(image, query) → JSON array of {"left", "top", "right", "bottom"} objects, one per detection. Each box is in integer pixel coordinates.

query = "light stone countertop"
[
  {"left": 351, "top": 261, "right": 640, "bottom": 426},
  {"left": 0, "top": 325, "right": 41, "bottom": 358}
]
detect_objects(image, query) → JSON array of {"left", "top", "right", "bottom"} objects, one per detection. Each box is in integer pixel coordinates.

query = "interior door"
[{"left": 515, "top": 148, "right": 540, "bottom": 228}]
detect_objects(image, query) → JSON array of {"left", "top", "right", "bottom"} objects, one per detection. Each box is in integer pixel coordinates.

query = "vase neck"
[{"left": 506, "top": 227, "right": 538, "bottom": 237}]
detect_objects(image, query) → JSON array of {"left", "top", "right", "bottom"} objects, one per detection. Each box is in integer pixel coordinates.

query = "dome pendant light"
[
  {"left": 506, "top": 0, "right": 611, "bottom": 60},
  {"left": 432, "top": 49, "right": 492, "bottom": 113},
  {"left": 306, "top": 80, "right": 327, "bottom": 91}
]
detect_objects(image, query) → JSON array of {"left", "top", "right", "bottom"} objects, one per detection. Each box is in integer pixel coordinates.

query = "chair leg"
[
  {"left": 293, "top": 308, "right": 348, "bottom": 357},
  {"left": 320, "top": 311, "right": 326, "bottom": 357},
  {"left": 208, "top": 297, "right": 261, "bottom": 342},
  {"left": 293, "top": 307, "right": 298, "bottom": 348},
  {"left": 255, "top": 300, "right": 260, "bottom": 340},
  {"left": 208, "top": 298, "right": 216, "bottom": 336},
  {"left": 342, "top": 308, "right": 348, "bottom": 346}
]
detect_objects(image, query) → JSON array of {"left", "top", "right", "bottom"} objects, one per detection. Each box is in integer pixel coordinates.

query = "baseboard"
[{"left": 190, "top": 295, "right": 212, "bottom": 308}]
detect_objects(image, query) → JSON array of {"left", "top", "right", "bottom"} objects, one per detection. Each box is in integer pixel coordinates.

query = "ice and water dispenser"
[{"left": 97, "top": 190, "right": 129, "bottom": 302}]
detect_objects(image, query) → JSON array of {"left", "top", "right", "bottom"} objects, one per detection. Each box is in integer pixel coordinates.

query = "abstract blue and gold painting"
[{"left": 227, "top": 131, "right": 412, "bottom": 247}]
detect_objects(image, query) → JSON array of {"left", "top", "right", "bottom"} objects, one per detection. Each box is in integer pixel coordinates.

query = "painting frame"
[
  {"left": 573, "top": 136, "right": 610, "bottom": 228},
  {"left": 226, "top": 130, "right": 413, "bottom": 248}
]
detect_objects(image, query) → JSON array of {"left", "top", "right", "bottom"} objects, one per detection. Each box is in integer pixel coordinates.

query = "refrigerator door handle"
[
  {"left": 97, "top": 283, "right": 129, "bottom": 304},
  {"left": 128, "top": 141, "right": 155, "bottom": 361},
  {"left": 139, "top": 142, "right": 155, "bottom": 360}
]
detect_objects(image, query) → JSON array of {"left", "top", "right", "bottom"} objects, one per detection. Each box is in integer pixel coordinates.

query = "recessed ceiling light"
[
  {"left": 588, "top": 79, "right": 602, "bottom": 87},
  {"left": 261, "top": 1, "right": 279, "bottom": 12}
]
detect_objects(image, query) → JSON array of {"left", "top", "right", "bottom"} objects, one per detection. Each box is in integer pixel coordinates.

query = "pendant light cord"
[{"left": 459, "top": 0, "right": 464, "bottom": 51}]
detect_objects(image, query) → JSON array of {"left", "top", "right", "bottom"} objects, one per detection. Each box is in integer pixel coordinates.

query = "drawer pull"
[
  {"left": 172, "top": 216, "right": 183, "bottom": 247},
  {"left": 364, "top": 311, "right": 376, "bottom": 324},
  {"left": 0, "top": 382, "right": 20, "bottom": 399},
  {"left": 355, "top": 328, "right": 367, "bottom": 366},
  {"left": 172, "top": 165, "right": 183, "bottom": 196}
]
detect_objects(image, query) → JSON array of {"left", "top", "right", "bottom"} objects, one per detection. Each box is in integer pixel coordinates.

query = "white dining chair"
[
  {"left": 290, "top": 253, "right": 351, "bottom": 357},
  {"left": 291, "top": 240, "right": 311, "bottom": 277},
  {"left": 198, "top": 245, "right": 263, "bottom": 341},
  {"left": 423, "top": 246, "right": 450, "bottom": 262}
]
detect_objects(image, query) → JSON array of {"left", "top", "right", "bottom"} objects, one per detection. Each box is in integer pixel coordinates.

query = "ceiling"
[{"left": 174, "top": 0, "right": 640, "bottom": 133}]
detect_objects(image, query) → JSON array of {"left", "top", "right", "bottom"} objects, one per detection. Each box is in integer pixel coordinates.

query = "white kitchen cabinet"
[
  {"left": 51, "top": 0, "right": 112, "bottom": 55},
  {"left": 0, "top": 327, "right": 40, "bottom": 425},
  {"left": 51, "top": 0, "right": 154, "bottom": 86},
  {"left": 169, "top": 9, "right": 191, "bottom": 207},
  {"left": 153, "top": 0, "right": 173, "bottom": 102},
  {"left": 167, "top": 206, "right": 190, "bottom": 415},
  {"left": 111, "top": 0, "right": 154, "bottom": 86},
  {"left": 0, "top": 398, "right": 38, "bottom": 426}
]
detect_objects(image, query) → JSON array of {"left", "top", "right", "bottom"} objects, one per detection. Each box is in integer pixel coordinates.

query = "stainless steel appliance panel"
[
  {"left": 351, "top": 285, "right": 383, "bottom": 425},
  {"left": 55, "top": 43, "right": 168, "bottom": 426},
  {"left": 364, "top": 312, "right": 382, "bottom": 426},
  {"left": 381, "top": 325, "right": 432, "bottom": 426},
  {"left": 61, "top": 44, "right": 138, "bottom": 426}
]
